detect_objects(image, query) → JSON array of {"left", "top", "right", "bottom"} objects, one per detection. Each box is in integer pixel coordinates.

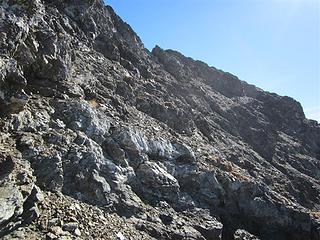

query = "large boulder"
[{"left": 134, "top": 161, "right": 180, "bottom": 203}]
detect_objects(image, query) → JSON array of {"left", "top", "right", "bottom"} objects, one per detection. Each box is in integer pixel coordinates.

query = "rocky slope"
[{"left": 0, "top": 0, "right": 319, "bottom": 239}]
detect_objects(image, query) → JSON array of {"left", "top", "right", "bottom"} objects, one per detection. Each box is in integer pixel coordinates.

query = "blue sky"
[{"left": 106, "top": 0, "right": 320, "bottom": 121}]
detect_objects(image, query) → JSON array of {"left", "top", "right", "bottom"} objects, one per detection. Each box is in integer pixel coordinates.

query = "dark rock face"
[{"left": 0, "top": 0, "right": 319, "bottom": 239}]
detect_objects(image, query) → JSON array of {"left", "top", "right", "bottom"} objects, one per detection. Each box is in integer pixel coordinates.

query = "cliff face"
[{"left": 0, "top": 1, "right": 319, "bottom": 240}]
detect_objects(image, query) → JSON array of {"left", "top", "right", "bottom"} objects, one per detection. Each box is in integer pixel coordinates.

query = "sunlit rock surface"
[{"left": 0, "top": 0, "right": 319, "bottom": 239}]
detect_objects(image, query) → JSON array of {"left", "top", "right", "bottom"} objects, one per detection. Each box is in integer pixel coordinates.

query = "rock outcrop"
[{"left": 0, "top": 0, "right": 319, "bottom": 239}]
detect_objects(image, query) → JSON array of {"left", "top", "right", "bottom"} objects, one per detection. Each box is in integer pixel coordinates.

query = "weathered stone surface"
[
  {"left": 135, "top": 161, "right": 180, "bottom": 203},
  {"left": 0, "top": 0, "right": 319, "bottom": 239},
  {"left": 62, "top": 222, "right": 78, "bottom": 232},
  {"left": 234, "top": 229, "right": 260, "bottom": 240},
  {"left": 0, "top": 185, "right": 24, "bottom": 226},
  {"left": 133, "top": 207, "right": 222, "bottom": 240}
]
